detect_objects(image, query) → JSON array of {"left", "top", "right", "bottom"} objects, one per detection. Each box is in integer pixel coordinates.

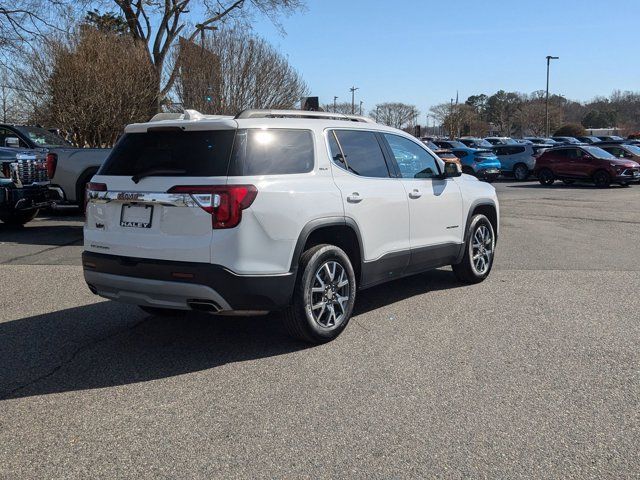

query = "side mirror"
[
  {"left": 4, "top": 137, "right": 20, "bottom": 148},
  {"left": 444, "top": 161, "right": 462, "bottom": 177}
]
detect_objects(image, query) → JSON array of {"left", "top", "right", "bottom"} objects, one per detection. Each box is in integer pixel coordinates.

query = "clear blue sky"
[{"left": 251, "top": 0, "right": 640, "bottom": 117}]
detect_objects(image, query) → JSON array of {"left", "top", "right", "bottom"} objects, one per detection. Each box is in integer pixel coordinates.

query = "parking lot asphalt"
[{"left": 1, "top": 181, "right": 639, "bottom": 478}]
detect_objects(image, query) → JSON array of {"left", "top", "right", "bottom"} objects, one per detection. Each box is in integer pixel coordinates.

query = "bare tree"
[
  {"left": 372, "top": 102, "right": 418, "bottom": 129},
  {"left": 103, "top": 0, "right": 304, "bottom": 110},
  {"left": 322, "top": 101, "right": 357, "bottom": 115},
  {"left": 429, "top": 103, "right": 480, "bottom": 138},
  {"left": 29, "top": 27, "right": 157, "bottom": 146},
  {"left": 174, "top": 29, "right": 308, "bottom": 115}
]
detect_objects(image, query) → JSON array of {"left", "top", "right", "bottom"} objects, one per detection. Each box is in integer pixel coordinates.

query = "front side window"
[
  {"left": 384, "top": 134, "right": 440, "bottom": 179},
  {"left": 330, "top": 130, "right": 390, "bottom": 178}
]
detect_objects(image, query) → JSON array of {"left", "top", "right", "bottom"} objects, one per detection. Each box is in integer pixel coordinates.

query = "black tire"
[
  {"left": 139, "top": 305, "right": 187, "bottom": 317},
  {"left": 462, "top": 166, "right": 475, "bottom": 176},
  {"left": 282, "top": 244, "right": 356, "bottom": 344},
  {"left": 562, "top": 179, "right": 575, "bottom": 185},
  {"left": 593, "top": 170, "right": 611, "bottom": 188},
  {"left": 538, "top": 168, "right": 555, "bottom": 186},
  {"left": 513, "top": 163, "right": 529, "bottom": 181},
  {"left": 0, "top": 209, "right": 39, "bottom": 226},
  {"left": 452, "top": 214, "right": 496, "bottom": 284}
]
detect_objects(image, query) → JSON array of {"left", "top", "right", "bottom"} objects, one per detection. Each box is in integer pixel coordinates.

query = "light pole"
[
  {"left": 545, "top": 55, "right": 559, "bottom": 137},
  {"left": 350, "top": 86, "right": 359, "bottom": 114},
  {"left": 333, "top": 96, "right": 338, "bottom": 113},
  {"left": 359, "top": 100, "right": 363, "bottom": 115}
]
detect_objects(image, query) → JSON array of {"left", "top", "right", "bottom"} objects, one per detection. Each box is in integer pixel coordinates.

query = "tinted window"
[
  {"left": 384, "top": 134, "right": 440, "bottom": 179},
  {"left": 333, "top": 130, "right": 390, "bottom": 178},
  {"left": 494, "top": 146, "right": 509, "bottom": 156},
  {"left": 14, "top": 126, "right": 69, "bottom": 147},
  {"left": 100, "top": 129, "right": 236, "bottom": 176},
  {"left": 453, "top": 150, "right": 468, "bottom": 158},
  {"left": 230, "top": 129, "right": 314, "bottom": 175},
  {"left": 508, "top": 146, "right": 526, "bottom": 155}
]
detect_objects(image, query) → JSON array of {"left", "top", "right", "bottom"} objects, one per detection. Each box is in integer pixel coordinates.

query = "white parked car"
[{"left": 83, "top": 109, "right": 499, "bottom": 343}]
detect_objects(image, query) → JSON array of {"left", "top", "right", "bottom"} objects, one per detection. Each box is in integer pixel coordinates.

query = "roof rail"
[
  {"left": 235, "top": 109, "right": 376, "bottom": 124},
  {"left": 149, "top": 112, "right": 183, "bottom": 122}
]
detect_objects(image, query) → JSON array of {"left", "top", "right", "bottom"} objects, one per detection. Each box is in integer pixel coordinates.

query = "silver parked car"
[{"left": 493, "top": 144, "right": 539, "bottom": 181}]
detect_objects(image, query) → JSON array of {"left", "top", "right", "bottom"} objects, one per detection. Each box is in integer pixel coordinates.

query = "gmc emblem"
[{"left": 117, "top": 192, "right": 142, "bottom": 201}]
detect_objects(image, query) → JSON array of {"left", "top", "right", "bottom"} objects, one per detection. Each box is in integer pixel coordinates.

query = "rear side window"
[
  {"left": 331, "top": 130, "right": 390, "bottom": 178},
  {"left": 229, "top": 129, "right": 314, "bottom": 176},
  {"left": 99, "top": 129, "right": 236, "bottom": 176},
  {"left": 494, "top": 146, "right": 508, "bottom": 156}
]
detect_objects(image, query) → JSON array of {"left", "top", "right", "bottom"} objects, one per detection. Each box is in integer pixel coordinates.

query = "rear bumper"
[{"left": 82, "top": 251, "right": 296, "bottom": 312}]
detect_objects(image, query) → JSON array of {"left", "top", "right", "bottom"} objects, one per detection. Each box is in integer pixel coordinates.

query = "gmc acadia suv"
[{"left": 83, "top": 110, "right": 499, "bottom": 343}]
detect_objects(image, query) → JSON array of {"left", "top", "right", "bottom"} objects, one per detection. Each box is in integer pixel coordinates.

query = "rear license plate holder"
[{"left": 120, "top": 204, "right": 153, "bottom": 228}]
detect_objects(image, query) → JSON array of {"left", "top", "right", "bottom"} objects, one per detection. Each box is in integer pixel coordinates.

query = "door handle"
[
  {"left": 408, "top": 189, "right": 422, "bottom": 199},
  {"left": 346, "top": 193, "right": 362, "bottom": 203}
]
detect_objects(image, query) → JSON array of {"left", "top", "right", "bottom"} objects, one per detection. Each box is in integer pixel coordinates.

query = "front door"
[{"left": 381, "top": 133, "right": 463, "bottom": 274}]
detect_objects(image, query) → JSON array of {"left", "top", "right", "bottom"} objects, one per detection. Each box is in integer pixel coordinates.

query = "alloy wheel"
[
  {"left": 514, "top": 164, "right": 528, "bottom": 181},
  {"left": 310, "top": 260, "right": 351, "bottom": 330},
  {"left": 471, "top": 224, "right": 494, "bottom": 275}
]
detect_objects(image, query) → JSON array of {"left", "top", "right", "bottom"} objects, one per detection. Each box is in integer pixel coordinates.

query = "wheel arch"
[
  {"left": 290, "top": 218, "right": 364, "bottom": 285},
  {"left": 75, "top": 167, "right": 100, "bottom": 206}
]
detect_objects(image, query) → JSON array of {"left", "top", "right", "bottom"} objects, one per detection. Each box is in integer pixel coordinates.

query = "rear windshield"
[
  {"left": 476, "top": 151, "right": 496, "bottom": 157},
  {"left": 99, "top": 129, "right": 236, "bottom": 177}
]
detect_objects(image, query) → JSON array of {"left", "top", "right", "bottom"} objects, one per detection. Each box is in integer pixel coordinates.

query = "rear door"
[
  {"left": 327, "top": 129, "right": 411, "bottom": 284},
  {"left": 85, "top": 126, "right": 236, "bottom": 263}
]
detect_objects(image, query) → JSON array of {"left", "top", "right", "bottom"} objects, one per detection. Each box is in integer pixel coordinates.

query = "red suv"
[{"left": 535, "top": 145, "right": 640, "bottom": 188}]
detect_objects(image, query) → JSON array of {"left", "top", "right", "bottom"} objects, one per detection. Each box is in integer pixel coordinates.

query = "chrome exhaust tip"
[{"left": 187, "top": 300, "right": 222, "bottom": 313}]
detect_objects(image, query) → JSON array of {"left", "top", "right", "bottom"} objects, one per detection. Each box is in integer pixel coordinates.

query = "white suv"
[{"left": 83, "top": 109, "right": 499, "bottom": 343}]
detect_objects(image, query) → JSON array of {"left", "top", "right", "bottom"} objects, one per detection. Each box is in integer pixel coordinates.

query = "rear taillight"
[
  {"left": 46, "top": 153, "right": 58, "bottom": 179},
  {"left": 85, "top": 182, "right": 107, "bottom": 212},
  {"left": 168, "top": 185, "right": 257, "bottom": 229}
]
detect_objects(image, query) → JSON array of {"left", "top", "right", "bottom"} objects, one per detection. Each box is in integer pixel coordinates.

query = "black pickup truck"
[{"left": 0, "top": 147, "right": 60, "bottom": 225}]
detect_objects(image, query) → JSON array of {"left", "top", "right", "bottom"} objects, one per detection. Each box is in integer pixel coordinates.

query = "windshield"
[
  {"left": 583, "top": 146, "right": 616, "bottom": 160},
  {"left": 15, "top": 126, "right": 70, "bottom": 148},
  {"left": 471, "top": 139, "right": 493, "bottom": 148},
  {"left": 624, "top": 145, "right": 640, "bottom": 156}
]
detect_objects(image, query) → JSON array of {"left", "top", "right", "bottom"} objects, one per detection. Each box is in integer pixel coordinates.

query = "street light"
[
  {"left": 545, "top": 55, "right": 559, "bottom": 137},
  {"left": 350, "top": 86, "right": 359, "bottom": 114}
]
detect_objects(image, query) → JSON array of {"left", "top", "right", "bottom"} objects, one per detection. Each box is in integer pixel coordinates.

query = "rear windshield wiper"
[{"left": 131, "top": 168, "right": 186, "bottom": 184}]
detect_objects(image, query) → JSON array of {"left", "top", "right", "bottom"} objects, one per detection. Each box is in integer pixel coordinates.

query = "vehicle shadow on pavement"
[
  {"left": 354, "top": 268, "right": 463, "bottom": 316},
  {"left": 0, "top": 269, "right": 464, "bottom": 400},
  {"left": 507, "top": 183, "right": 629, "bottom": 190},
  {"left": 0, "top": 224, "right": 84, "bottom": 246}
]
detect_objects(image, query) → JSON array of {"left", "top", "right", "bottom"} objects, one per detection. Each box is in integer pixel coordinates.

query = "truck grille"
[{"left": 10, "top": 155, "right": 49, "bottom": 185}]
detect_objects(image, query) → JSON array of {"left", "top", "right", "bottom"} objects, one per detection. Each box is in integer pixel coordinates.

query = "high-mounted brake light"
[
  {"left": 45, "top": 153, "right": 58, "bottom": 179},
  {"left": 168, "top": 185, "right": 257, "bottom": 229}
]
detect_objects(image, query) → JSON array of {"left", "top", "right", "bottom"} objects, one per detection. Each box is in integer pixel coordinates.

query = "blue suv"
[{"left": 450, "top": 147, "right": 501, "bottom": 182}]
